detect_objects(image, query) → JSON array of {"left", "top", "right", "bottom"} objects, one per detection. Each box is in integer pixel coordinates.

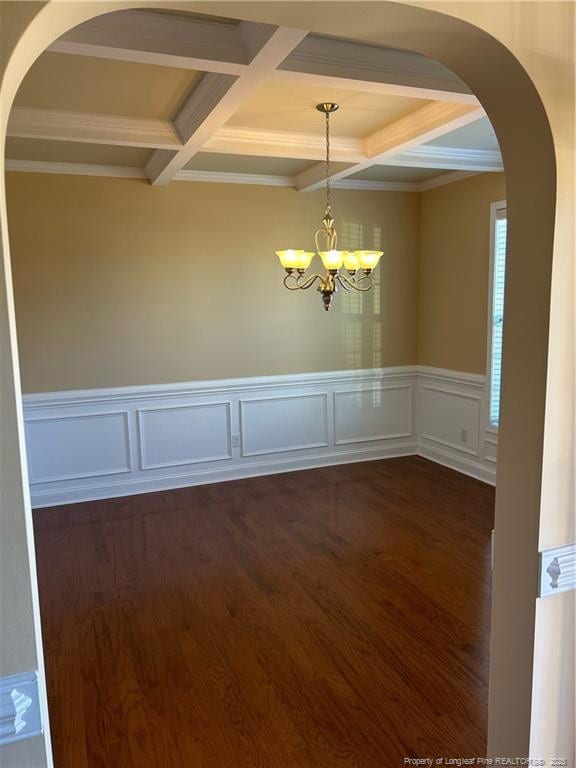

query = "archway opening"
[{"left": 0, "top": 3, "right": 558, "bottom": 766}]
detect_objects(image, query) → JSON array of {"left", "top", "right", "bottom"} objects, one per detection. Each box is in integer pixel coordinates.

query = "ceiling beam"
[
  {"left": 145, "top": 23, "right": 307, "bottom": 185},
  {"left": 175, "top": 170, "right": 294, "bottom": 186},
  {"left": 7, "top": 108, "right": 501, "bottom": 172},
  {"left": 48, "top": 12, "right": 479, "bottom": 105},
  {"left": 48, "top": 10, "right": 250, "bottom": 75},
  {"left": 7, "top": 107, "right": 181, "bottom": 149},
  {"left": 5, "top": 158, "right": 481, "bottom": 193},
  {"left": 203, "top": 125, "right": 502, "bottom": 170},
  {"left": 4, "top": 159, "right": 148, "bottom": 179},
  {"left": 272, "top": 68, "right": 478, "bottom": 103},
  {"left": 276, "top": 34, "right": 478, "bottom": 104},
  {"left": 377, "top": 145, "right": 502, "bottom": 172},
  {"left": 204, "top": 126, "right": 364, "bottom": 162},
  {"left": 294, "top": 102, "right": 486, "bottom": 191}
]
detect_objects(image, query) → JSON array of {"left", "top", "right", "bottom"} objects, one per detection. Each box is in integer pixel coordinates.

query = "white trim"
[
  {"left": 146, "top": 25, "right": 308, "bottom": 185},
  {"left": 8, "top": 107, "right": 181, "bottom": 149},
  {"left": 273, "top": 34, "right": 476, "bottom": 103},
  {"left": 239, "top": 392, "right": 329, "bottom": 457},
  {"left": 23, "top": 366, "right": 499, "bottom": 507},
  {"left": 364, "top": 104, "right": 485, "bottom": 159},
  {"left": 333, "top": 384, "right": 414, "bottom": 445},
  {"left": 487, "top": 199, "right": 507, "bottom": 431},
  {"left": 386, "top": 145, "right": 502, "bottom": 172},
  {"left": 24, "top": 410, "right": 132, "bottom": 483},
  {"left": 30, "top": 443, "right": 417, "bottom": 508},
  {"left": 419, "top": 384, "right": 482, "bottom": 457},
  {"left": 175, "top": 170, "right": 294, "bottom": 186},
  {"left": 332, "top": 178, "right": 419, "bottom": 192},
  {"left": 539, "top": 543, "right": 576, "bottom": 598},
  {"left": 23, "top": 366, "right": 419, "bottom": 408},
  {"left": 294, "top": 102, "right": 486, "bottom": 191},
  {"left": 418, "top": 444, "right": 496, "bottom": 485},
  {"left": 47, "top": 12, "right": 476, "bottom": 103},
  {"left": 416, "top": 170, "right": 481, "bottom": 191},
  {"left": 4, "top": 159, "right": 147, "bottom": 178},
  {"left": 203, "top": 125, "right": 364, "bottom": 162},
  {"left": 271, "top": 68, "right": 476, "bottom": 105},
  {"left": 48, "top": 10, "right": 251, "bottom": 74},
  {"left": 4, "top": 160, "right": 487, "bottom": 193},
  {"left": 417, "top": 367, "right": 497, "bottom": 483},
  {"left": 0, "top": 671, "right": 42, "bottom": 747},
  {"left": 417, "top": 365, "right": 485, "bottom": 387},
  {"left": 204, "top": 128, "right": 501, "bottom": 170},
  {"left": 136, "top": 401, "right": 233, "bottom": 470},
  {"left": 7, "top": 111, "right": 502, "bottom": 170}
]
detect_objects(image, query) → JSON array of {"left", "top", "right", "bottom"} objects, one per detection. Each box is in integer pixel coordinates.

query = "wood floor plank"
[{"left": 33, "top": 457, "right": 494, "bottom": 767}]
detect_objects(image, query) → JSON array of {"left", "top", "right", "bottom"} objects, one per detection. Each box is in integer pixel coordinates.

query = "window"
[{"left": 488, "top": 201, "right": 507, "bottom": 428}]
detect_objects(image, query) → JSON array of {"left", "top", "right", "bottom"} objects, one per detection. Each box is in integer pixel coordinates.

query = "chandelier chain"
[{"left": 325, "top": 110, "right": 331, "bottom": 211}]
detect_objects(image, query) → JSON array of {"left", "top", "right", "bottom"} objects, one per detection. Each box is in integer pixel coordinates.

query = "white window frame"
[{"left": 486, "top": 199, "right": 507, "bottom": 432}]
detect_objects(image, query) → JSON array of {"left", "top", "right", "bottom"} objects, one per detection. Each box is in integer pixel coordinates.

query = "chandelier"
[{"left": 276, "top": 103, "right": 383, "bottom": 311}]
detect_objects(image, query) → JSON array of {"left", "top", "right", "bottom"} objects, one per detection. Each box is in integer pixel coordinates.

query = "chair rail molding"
[{"left": 23, "top": 366, "right": 497, "bottom": 508}]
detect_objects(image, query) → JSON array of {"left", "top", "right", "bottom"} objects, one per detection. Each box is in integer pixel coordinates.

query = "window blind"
[{"left": 490, "top": 208, "right": 507, "bottom": 427}]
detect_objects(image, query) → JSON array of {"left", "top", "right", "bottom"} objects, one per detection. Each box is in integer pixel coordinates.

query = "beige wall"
[
  {"left": 7, "top": 171, "right": 507, "bottom": 394},
  {"left": 418, "top": 172, "right": 506, "bottom": 374},
  {"left": 6, "top": 172, "right": 420, "bottom": 393}
]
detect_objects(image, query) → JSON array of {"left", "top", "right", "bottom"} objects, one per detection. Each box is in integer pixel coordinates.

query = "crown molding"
[
  {"left": 385, "top": 145, "right": 503, "bottom": 171},
  {"left": 204, "top": 126, "right": 363, "bottom": 161},
  {"left": 204, "top": 126, "right": 502, "bottom": 170},
  {"left": 332, "top": 178, "right": 417, "bottom": 192},
  {"left": 174, "top": 170, "right": 294, "bottom": 186},
  {"left": 7, "top": 111, "right": 502, "bottom": 174},
  {"left": 8, "top": 107, "right": 181, "bottom": 149},
  {"left": 5, "top": 158, "right": 482, "bottom": 193},
  {"left": 416, "top": 170, "right": 480, "bottom": 191},
  {"left": 4, "top": 160, "right": 147, "bottom": 178}
]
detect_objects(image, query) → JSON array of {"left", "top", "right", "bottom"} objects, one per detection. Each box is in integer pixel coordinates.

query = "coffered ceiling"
[{"left": 5, "top": 8, "right": 503, "bottom": 192}]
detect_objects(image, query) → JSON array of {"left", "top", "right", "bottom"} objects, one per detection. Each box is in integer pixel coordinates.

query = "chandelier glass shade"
[{"left": 276, "top": 103, "right": 383, "bottom": 311}]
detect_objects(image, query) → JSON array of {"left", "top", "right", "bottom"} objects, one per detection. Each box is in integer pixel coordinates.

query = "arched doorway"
[{"left": 0, "top": 3, "right": 570, "bottom": 766}]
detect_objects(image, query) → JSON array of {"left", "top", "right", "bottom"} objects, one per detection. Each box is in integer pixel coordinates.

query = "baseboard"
[
  {"left": 24, "top": 365, "right": 498, "bottom": 508},
  {"left": 417, "top": 444, "right": 496, "bottom": 485},
  {"left": 30, "top": 443, "right": 417, "bottom": 507}
]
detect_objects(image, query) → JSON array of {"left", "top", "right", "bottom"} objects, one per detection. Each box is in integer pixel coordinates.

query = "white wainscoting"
[
  {"left": 23, "top": 366, "right": 497, "bottom": 508},
  {"left": 416, "top": 366, "right": 498, "bottom": 484},
  {"left": 240, "top": 393, "right": 329, "bottom": 456}
]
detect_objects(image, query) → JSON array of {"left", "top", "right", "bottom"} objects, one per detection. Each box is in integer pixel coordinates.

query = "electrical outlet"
[
  {"left": 460, "top": 428, "right": 468, "bottom": 443},
  {"left": 231, "top": 433, "right": 241, "bottom": 448}
]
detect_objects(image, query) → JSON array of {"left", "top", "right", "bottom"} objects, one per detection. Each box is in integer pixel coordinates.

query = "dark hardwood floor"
[{"left": 33, "top": 457, "right": 494, "bottom": 767}]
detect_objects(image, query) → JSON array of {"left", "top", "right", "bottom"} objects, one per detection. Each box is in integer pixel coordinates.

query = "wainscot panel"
[
  {"left": 137, "top": 402, "right": 232, "bottom": 470},
  {"left": 334, "top": 386, "right": 413, "bottom": 445},
  {"left": 25, "top": 410, "right": 131, "bottom": 484},
  {"left": 23, "top": 366, "right": 497, "bottom": 507},
  {"left": 416, "top": 367, "right": 498, "bottom": 484}
]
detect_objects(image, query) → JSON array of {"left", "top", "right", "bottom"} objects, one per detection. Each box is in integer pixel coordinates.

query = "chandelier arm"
[
  {"left": 283, "top": 273, "right": 323, "bottom": 291},
  {"left": 336, "top": 273, "right": 374, "bottom": 292}
]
